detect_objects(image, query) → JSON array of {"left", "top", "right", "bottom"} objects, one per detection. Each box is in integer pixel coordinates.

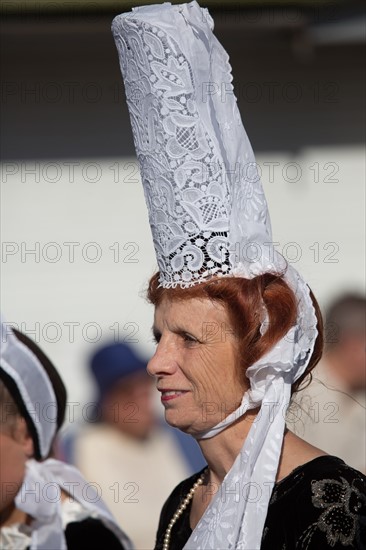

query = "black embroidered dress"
[{"left": 155, "top": 456, "right": 366, "bottom": 549}]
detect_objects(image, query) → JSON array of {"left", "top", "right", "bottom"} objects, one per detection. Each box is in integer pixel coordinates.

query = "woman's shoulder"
[
  {"left": 65, "top": 517, "right": 125, "bottom": 549},
  {"left": 263, "top": 456, "right": 366, "bottom": 549},
  {"left": 61, "top": 497, "right": 126, "bottom": 549},
  {"left": 0, "top": 518, "right": 125, "bottom": 550},
  {"left": 272, "top": 455, "right": 366, "bottom": 505},
  {"left": 311, "top": 455, "right": 364, "bottom": 481}
]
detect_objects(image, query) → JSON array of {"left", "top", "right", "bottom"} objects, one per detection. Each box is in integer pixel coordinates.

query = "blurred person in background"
[
  {"left": 293, "top": 293, "right": 366, "bottom": 472},
  {"left": 0, "top": 320, "right": 132, "bottom": 550},
  {"left": 71, "top": 342, "right": 205, "bottom": 549}
]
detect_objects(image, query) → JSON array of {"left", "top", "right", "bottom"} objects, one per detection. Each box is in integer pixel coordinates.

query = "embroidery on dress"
[{"left": 299, "top": 475, "right": 366, "bottom": 548}]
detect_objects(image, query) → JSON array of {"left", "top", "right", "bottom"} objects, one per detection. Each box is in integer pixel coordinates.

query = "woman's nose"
[{"left": 147, "top": 339, "right": 177, "bottom": 377}]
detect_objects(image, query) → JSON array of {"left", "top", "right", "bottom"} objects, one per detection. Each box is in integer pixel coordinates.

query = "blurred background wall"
[{"left": 1, "top": 0, "right": 365, "bottom": 415}]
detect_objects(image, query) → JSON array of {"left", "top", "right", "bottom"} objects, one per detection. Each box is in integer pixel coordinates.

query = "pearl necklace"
[{"left": 163, "top": 469, "right": 208, "bottom": 550}]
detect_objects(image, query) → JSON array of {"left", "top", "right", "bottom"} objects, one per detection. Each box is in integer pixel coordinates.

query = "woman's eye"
[{"left": 182, "top": 333, "right": 197, "bottom": 344}]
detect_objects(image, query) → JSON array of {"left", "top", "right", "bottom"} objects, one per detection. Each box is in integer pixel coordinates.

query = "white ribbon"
[{"left": 15, "top": 459, "right": 134, "bottom": 550}]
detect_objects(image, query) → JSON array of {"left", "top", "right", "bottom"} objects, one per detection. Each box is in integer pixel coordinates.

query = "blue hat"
[{"left": 89, "top": 342, "right": 148, "bottom": 398}]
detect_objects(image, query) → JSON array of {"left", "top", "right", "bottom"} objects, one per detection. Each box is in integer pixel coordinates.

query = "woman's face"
[
  {"left": 148, "top": 296, "right": 247, "bottom": 436},
  {"left": 0, "top": 418, "right": 33, "bottom": 513}
]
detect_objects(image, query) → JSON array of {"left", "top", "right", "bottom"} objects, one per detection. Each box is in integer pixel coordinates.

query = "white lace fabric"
[
  {"left": 0, "top": 498, "right": 88, "bottom": 550},
  {"left": 0, "top": 317, "right": 57, "bottom": 459},
  {"left": 113, "top": 2, "right": 233, "bottom": 287},
  {"left": 0, "top": 523, "right": 32, "bottom": 550},
  {"left": 112, "top": 2, "right": 287, "bottom": 288},
  {"left": 13, "top": 458, "right": 134, "bottom": 550},
  {"left": 112, "top": 2, "right": 318, "bottom": 549}
]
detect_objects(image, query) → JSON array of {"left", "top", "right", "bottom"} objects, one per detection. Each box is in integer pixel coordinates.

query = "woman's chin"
[
  {"left": 164, "top": 410, "right": 194, "bottom": 434},
  {"left": 164, "top": 411, "right": 215, "bottom": 437}
]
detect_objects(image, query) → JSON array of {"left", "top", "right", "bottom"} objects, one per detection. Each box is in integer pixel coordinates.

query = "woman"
[
  {"left": 0, "top": 319, "right": 133, "bottom": 550},
  {"left": 148, "top": 275, "right": 365, "bottom": 549},
  {"left": 111, "top": 2, "right": 366, "bottom": 548}
]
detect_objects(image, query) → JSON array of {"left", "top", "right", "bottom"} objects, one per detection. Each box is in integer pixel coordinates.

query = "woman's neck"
[
  {"left": 197, "top": 408, "right": 259, "bottom": 486},
  {"left": 189, "top": 408, "right": 260, "bottom": 529}
]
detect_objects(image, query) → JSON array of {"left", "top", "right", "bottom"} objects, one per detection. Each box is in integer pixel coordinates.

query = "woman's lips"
[{"left": 160, "top": 390, "right": 189, "bottom": 402}]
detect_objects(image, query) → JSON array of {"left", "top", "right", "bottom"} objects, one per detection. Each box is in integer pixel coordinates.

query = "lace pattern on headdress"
[{"left": 114, "top": 15, "right": 235, "bottom": 286}]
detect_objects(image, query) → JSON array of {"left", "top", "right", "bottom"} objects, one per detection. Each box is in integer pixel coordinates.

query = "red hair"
[{"left": 147, "top": 272, "right": 323, "bottom": 394}]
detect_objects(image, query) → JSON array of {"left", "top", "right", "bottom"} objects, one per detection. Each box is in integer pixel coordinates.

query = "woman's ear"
[{"left": 13, "top": 417, "right": 34, "bottom": 458}]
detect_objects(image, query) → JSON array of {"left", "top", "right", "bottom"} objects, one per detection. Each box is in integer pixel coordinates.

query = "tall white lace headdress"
[{"left": 112, "top": 2, "right": 318, "bottom": 548}]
